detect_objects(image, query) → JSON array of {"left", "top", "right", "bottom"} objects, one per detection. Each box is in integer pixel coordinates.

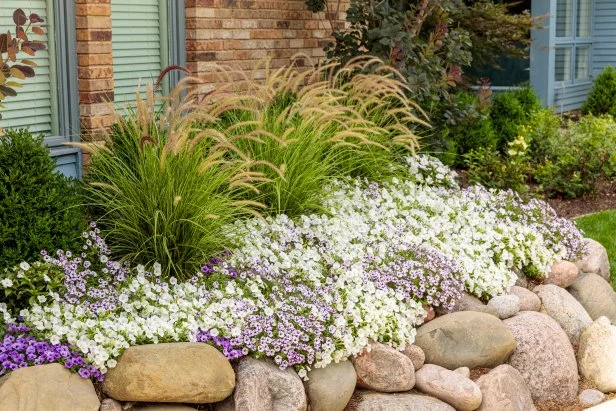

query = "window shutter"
[
  {"left": 0, "top": 0, "right": 56, "bottom": 135},
  {"left": 111, "top": 0, "right": 166, "bottom": 104}
]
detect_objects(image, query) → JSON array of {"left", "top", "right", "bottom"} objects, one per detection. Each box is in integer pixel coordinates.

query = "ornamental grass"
[{"left": 79, "top": 56, "right": 427, "bottom": 278}]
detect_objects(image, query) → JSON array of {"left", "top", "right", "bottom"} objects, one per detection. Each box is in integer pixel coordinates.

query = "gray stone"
[
  {"left": 103, "top": 343, "right": 234, "bottom": 404},
  {"left": 415, "top": 311, "right": 516, "bottom": 370},
  {"left": 568, "top": 273, "right": 616, "bottom": 323},
  {"left": 579, "top": 389, "right": 606, "bottom": 408},
  {"left": 514, "top": 269, "right": 528, "bottom": 288},
  {"left": 100, "top": 399, "right": 122, "bottom": 411},
  {"left": 435, "top": 292, "right": 498, "bottom": 317},
  {"left": 305, "top": 361, "right": 356, "bottom": 411},
  {"left": 414, "top": 364, "right": 482, "bottom": 411},
  {"left": 352, "top": 342, "right": 415, "bottom": 393},
  {"left": 131, "top": 406, "right": 197, "bottom": 411},
  {"left": 503, "top": 312, "right": 578, "bottom": 402},
  {"left": 487, "top": 295, "right": 520, "bottom": 319},
  {"left": 233, "top": 357, "right": 307, "bottom": 411},
  {"left": 476, "top": 364, "right": 536, "bottom": 411},
  {"left": 545, "top": 260, "right": 579, "bottom": 288},
  {"left": 349, "top": 392, "right": 455, "bottom": 411},
  {"left": 508, "top": 286, "right": 541, "bottom": 312},
  {"left": 454, "top": 366, "right": 470, "bottom": 378},
  {"left": 401, "top": 345, "right": 425, "bottom": 371},
  {"left": 578, "top": 317, "right": 616, "bottom": 393},
  {"left": 577, "top": 238, "right": 611, "bottom": 279},
  {"left": 0, "top": 363, "right": 100, "bottom": 411},
  {"left": 534, "top": 284, "right": 592, "bottom": 344}
]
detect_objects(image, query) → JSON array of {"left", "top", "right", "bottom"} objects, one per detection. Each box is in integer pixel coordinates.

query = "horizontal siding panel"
[
  {"left": 593, "top": 0, "right": 616, "bottom": 74},
  {"left": 111, "top": 0, "right": 164, "bottom": 104},
  {"left": 0, "top": 0, "right": 54, "bottom": 134},
  {"left": 553, "top": 83, "right": 593, "bottom": 111}
]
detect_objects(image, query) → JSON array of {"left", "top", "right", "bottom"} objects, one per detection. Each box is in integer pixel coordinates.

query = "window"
[{"left": 554, "top": 0, "right": 592, "bottom": 83}]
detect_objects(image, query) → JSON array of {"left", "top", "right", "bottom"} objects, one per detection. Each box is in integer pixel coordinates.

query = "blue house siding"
[
  {"left": 553, "top": 82, "right": 593, "bottom": 112},
  {"left": 592, "top": 0, "right": 616, "bottom": 75},
  {"left": 50, "top": 147, "right": 82, "bottom": 180}
]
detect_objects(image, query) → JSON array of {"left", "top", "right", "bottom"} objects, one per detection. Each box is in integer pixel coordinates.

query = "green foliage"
[
  {"left": 0, "top": 9, "right": 48, "bottom": 118},
  {"left": 532, "top": 115, "right": 616, "bottom": 198},
  {"left": 1, "top": 261, "right": 64, "bottom": 314},
  {"left": 582, "top": 66, "right": 616, "bottom": 116},
  {"left": 438, "top": 91, "right": 497, "bottom": 165},
  {"left": 0, "top": 129, "right": 84, "bottom": 269},
  {"left": 490, "top": 86, "right": 541, "bottom": 151},
  {"left": 464, "top": 134, "right": 532, "bottom": 194}
]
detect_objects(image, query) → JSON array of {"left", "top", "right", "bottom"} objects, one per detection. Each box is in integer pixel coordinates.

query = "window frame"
[{"left": 554, "top": 0, "right": 594, "bottom": 86}]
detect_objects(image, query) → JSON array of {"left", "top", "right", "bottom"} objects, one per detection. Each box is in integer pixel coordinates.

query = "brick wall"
[
  {"left": 75, "top": 0, "right": 115, "bottom": 161},
  {"left": 185, "top": 0, "right": 348, "bottom": 81}
]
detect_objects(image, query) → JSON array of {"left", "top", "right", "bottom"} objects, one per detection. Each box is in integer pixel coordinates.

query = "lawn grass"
[{"left": 575, "top": 210, "right": 616, "bottom": 287}]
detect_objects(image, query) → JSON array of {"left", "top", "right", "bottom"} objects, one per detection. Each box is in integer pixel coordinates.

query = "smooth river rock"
[
  {"left": 587, "top": 399, "right": 616, "bottom": 410},
  {"left": 577, "top": 238, "right": 611, "bottom": 279},
  {"left": 545, "top": 260, "right": 579, "bottom": 288},
  {"left": 503, "top": 312, "right": 578, "bottom": 402},
  {"left": 568, "top": 273, "right": 616, "bottom": 323},
  {"left": 414, "top": 364, "right": 482, "bottom": 411},
  {"left": 434, "top": 292, "right": 498, "bottom": 317},
  {"left": 508, "top": 286, "right": 541, "bottom": 312},
  {"left": 578, "top": 317, "right": 616, "bottom": 393},
  {"left": 415, "top": 311, "right": 516, "bottom": 370},
  {"left": 231, "top": 357, "right": 307, "bottom": 411},
  {"left": 534, "top": 284, "right": 592, "bottom": 344},
  {"left": 475, "top": 364, "right": 536, "bottom": 411},
  {"left": 103, "top": 343, "right": 234, "bottom": 403},
  {"left": 352, "top": 342, "right": 415, "bottom": 393},
  {"left": 349, "top": 392, "right": 455, "bottom": 411},
  {"left": 487, "top": 295, "right": 520, "bottom": 319},
  {"left": 305, "top": 360, "right": 356, "bottom": 411},
  {"left": 0, "top": 363, "right": 100, "bottom": 411},
  {"left": 579, "top": 389, "right": 606, "bottom": 408},
  {"left": 402, "top": 345, "right": 425, "bottom": 371}
]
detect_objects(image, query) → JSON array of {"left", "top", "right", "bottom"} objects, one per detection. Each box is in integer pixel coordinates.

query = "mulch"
[{"left": 547, "top": 181, "right": 616, "bottom": 219}]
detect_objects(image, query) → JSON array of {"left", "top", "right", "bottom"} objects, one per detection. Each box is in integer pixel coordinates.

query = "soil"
[{"left": 547, "top": 180, "right": 616, "bottom": 219}]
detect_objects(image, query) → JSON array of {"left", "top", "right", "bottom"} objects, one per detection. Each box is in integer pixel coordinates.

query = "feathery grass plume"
[
  {"left": 190, "top": 55, "right": 428, "bottom": 216},
  {"left": 80, "top": 83, "right": 271, "bottom": 279}
]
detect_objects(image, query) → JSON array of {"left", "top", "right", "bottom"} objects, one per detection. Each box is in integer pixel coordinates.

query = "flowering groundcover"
[{"left": 0, "top": 156, "right": 585, "bottom": 380}]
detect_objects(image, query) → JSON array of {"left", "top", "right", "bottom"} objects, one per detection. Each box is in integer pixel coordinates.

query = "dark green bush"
[
  {"left": 0, "top": 129, "right": 85, "bottom": 268},
  {"left": 582, "top": 66, "right": 616, "bottom": 116},
  {"left": 491, "top": 86, "right": 541, "bottom": 151},
  {"left": 440, "top": 91, "right": 497, "bottom": 165}
]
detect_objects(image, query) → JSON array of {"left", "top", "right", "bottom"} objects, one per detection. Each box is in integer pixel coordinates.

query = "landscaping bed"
[{"left": 2, "top": 59, "right": 616, "bottom": 411}]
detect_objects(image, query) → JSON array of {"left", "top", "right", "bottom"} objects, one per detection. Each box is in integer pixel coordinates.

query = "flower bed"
[{"left": 0, "top": 156, "right": 585, "bottom": 380}]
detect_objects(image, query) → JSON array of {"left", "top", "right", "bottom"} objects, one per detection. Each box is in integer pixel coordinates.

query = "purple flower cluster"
[
  {"left": 42, "top": 223, "right": 129, "bottom": 313},
  {"left": 0, "top": 324, "right": 103, "bottom": 381},
  {"left": 195, "top": 330, "right": 244, "bottom": 360},
  {"left": 367, "top": 247, "right": 464, "bottom": 310}
]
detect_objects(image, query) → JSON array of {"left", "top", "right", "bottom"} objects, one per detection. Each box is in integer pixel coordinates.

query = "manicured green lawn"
[{"left": 575, "top": 210, "right": 616, "bottom": 286}]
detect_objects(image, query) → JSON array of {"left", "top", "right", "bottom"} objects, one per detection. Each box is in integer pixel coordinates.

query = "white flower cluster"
[
  {"left": 3, "top": 175, "right": 580, "bottom": 375},
  {"left": 405, "top": 154, "right": 459, "bottom": 188}
]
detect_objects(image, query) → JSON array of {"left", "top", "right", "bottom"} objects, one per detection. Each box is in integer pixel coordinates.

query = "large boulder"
[
  {"left": 231, "top": 357, "right": 307, "bottom": 411},
  {"left": 578, "top": 317, "right": 616, "bottom": 393},
  {"left": 348, "top": 392, "right": 455, "bottom": 411},
  {"left": 508, "top": 286, "right": 541, "bottom": 312},
  {"left": 103, "top": 343, "right": 234, "bottom": 403},
  {"left": 568, "top": 273, "right": 616, "bottom": 323},
  {"left": 352, "top": 342, "right": 415, "bottom": 393},
  {"left": 503, "top": 312, "right": 578, "bottom": 402},
  {"left": 414, "top": 311, "right": 516, "bottom": 370},
  {"left": 475, "top": 364, "right": 536, "bottom": 411},
  {"left": 544, "top": 261, "right": 579, "bottom": 288},
  {"left": 487, "top": 295, "right": 520, "bottom": 319},
  {"left": 304, "top": 361, "right": 356, "bottom": 411},
  {"left": 414, "top": 364, "right": 482, "bottom": 411},
  {"left": 0, "top": 363, "right": 100, "bottom": 411},
  {"left": 435, "top": 292, "right": 498, "bottom": 317},
  {"left": 534, "top": 284, "right": 592, "bottom": 344},
  {"left": 577, "top": 238, "right": 611, "bottom": 279}
]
